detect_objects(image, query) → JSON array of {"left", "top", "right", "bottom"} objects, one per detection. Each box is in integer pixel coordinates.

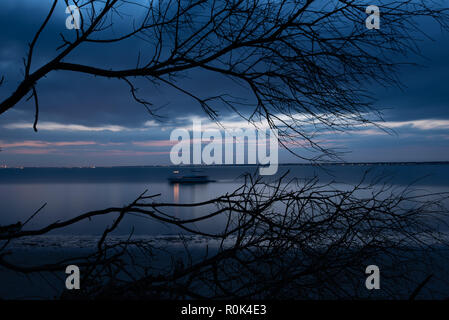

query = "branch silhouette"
[
  {"left": 1, "top": 0, "right": 448, "bottom": 159},
  {"left": 1, "top": 173, "right": 448, "bottom": 299}
]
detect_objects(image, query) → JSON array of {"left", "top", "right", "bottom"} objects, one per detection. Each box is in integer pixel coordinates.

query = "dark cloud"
[{"left": 1, "top": 0, "right": 449, "bottom": 166}]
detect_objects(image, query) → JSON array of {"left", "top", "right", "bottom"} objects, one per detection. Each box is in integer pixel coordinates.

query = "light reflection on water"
[{"left": 173, "top": 183, "right": 179, "bottom": 203}]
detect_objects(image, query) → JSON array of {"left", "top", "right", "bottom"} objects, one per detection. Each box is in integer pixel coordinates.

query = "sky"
[{"left": 1, "top": 0, "right": 449, "bottom": 167}]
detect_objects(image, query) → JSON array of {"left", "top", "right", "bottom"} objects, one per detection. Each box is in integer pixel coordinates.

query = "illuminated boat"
[{"left": 168, "top": 170, "right": 215, "bottom": 184}]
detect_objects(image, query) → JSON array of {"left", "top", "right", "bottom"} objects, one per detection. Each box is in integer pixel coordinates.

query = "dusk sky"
[{"left": 1, "top": 0, "right": 449, "bottom": 167}]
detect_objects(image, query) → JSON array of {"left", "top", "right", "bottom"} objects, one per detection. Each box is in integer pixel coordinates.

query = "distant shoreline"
[{"left": 1, "top": 161, "right": 449, "bottom": 169}]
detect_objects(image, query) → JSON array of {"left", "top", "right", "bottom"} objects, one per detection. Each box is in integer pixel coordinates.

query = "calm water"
[{"left": 1, "top": 164, "right": 449, "bottom": 236}]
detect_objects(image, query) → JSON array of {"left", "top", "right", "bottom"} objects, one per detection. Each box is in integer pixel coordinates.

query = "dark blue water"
[{"left": 0, "top": 164, "right": 448, "bottom": 236}]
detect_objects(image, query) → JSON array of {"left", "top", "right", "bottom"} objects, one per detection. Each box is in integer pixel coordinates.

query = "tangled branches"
[
  {"left": 1, "top": 172, "right": 448, "bottom": 299},
  {"left": 1, "top": 1, "right": 448, "bottom": 159}
]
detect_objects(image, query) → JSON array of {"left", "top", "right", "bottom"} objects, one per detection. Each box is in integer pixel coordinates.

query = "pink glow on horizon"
[{"left": 0, "top": 140, "right": 97, "bottom": 148}]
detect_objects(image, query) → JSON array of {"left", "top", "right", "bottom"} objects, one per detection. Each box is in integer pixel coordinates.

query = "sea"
[
  {"left": 1, "top": 163, "right": 449, "bottom": 239},
  {"left": 1, "top": 163, "right": 449, "bottom": 299}
]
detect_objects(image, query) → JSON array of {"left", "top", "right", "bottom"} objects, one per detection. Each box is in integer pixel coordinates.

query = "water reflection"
[
  {"left": 1, "top": 165, "right": 448, "bottom": 236},
  {"left": 173, "top": 183, "right": 179, "bottom": 203}
]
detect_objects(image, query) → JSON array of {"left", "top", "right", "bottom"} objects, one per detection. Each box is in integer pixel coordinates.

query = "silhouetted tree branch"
[
  {"left": 1, "top": 0, "right": 448, "bottom": 159},
  {"left": 1, "top": 173, "right": 448, "bottom": 299}
]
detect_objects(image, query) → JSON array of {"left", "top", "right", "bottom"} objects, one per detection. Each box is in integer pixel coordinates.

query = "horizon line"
[{"left": 2, "top": 161, "right": 449, "bottom": 169}]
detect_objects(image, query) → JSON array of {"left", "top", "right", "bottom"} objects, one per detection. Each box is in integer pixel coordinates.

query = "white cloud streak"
[{"left": 4, "top": 122, "right": 128, "bottom": 132}]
